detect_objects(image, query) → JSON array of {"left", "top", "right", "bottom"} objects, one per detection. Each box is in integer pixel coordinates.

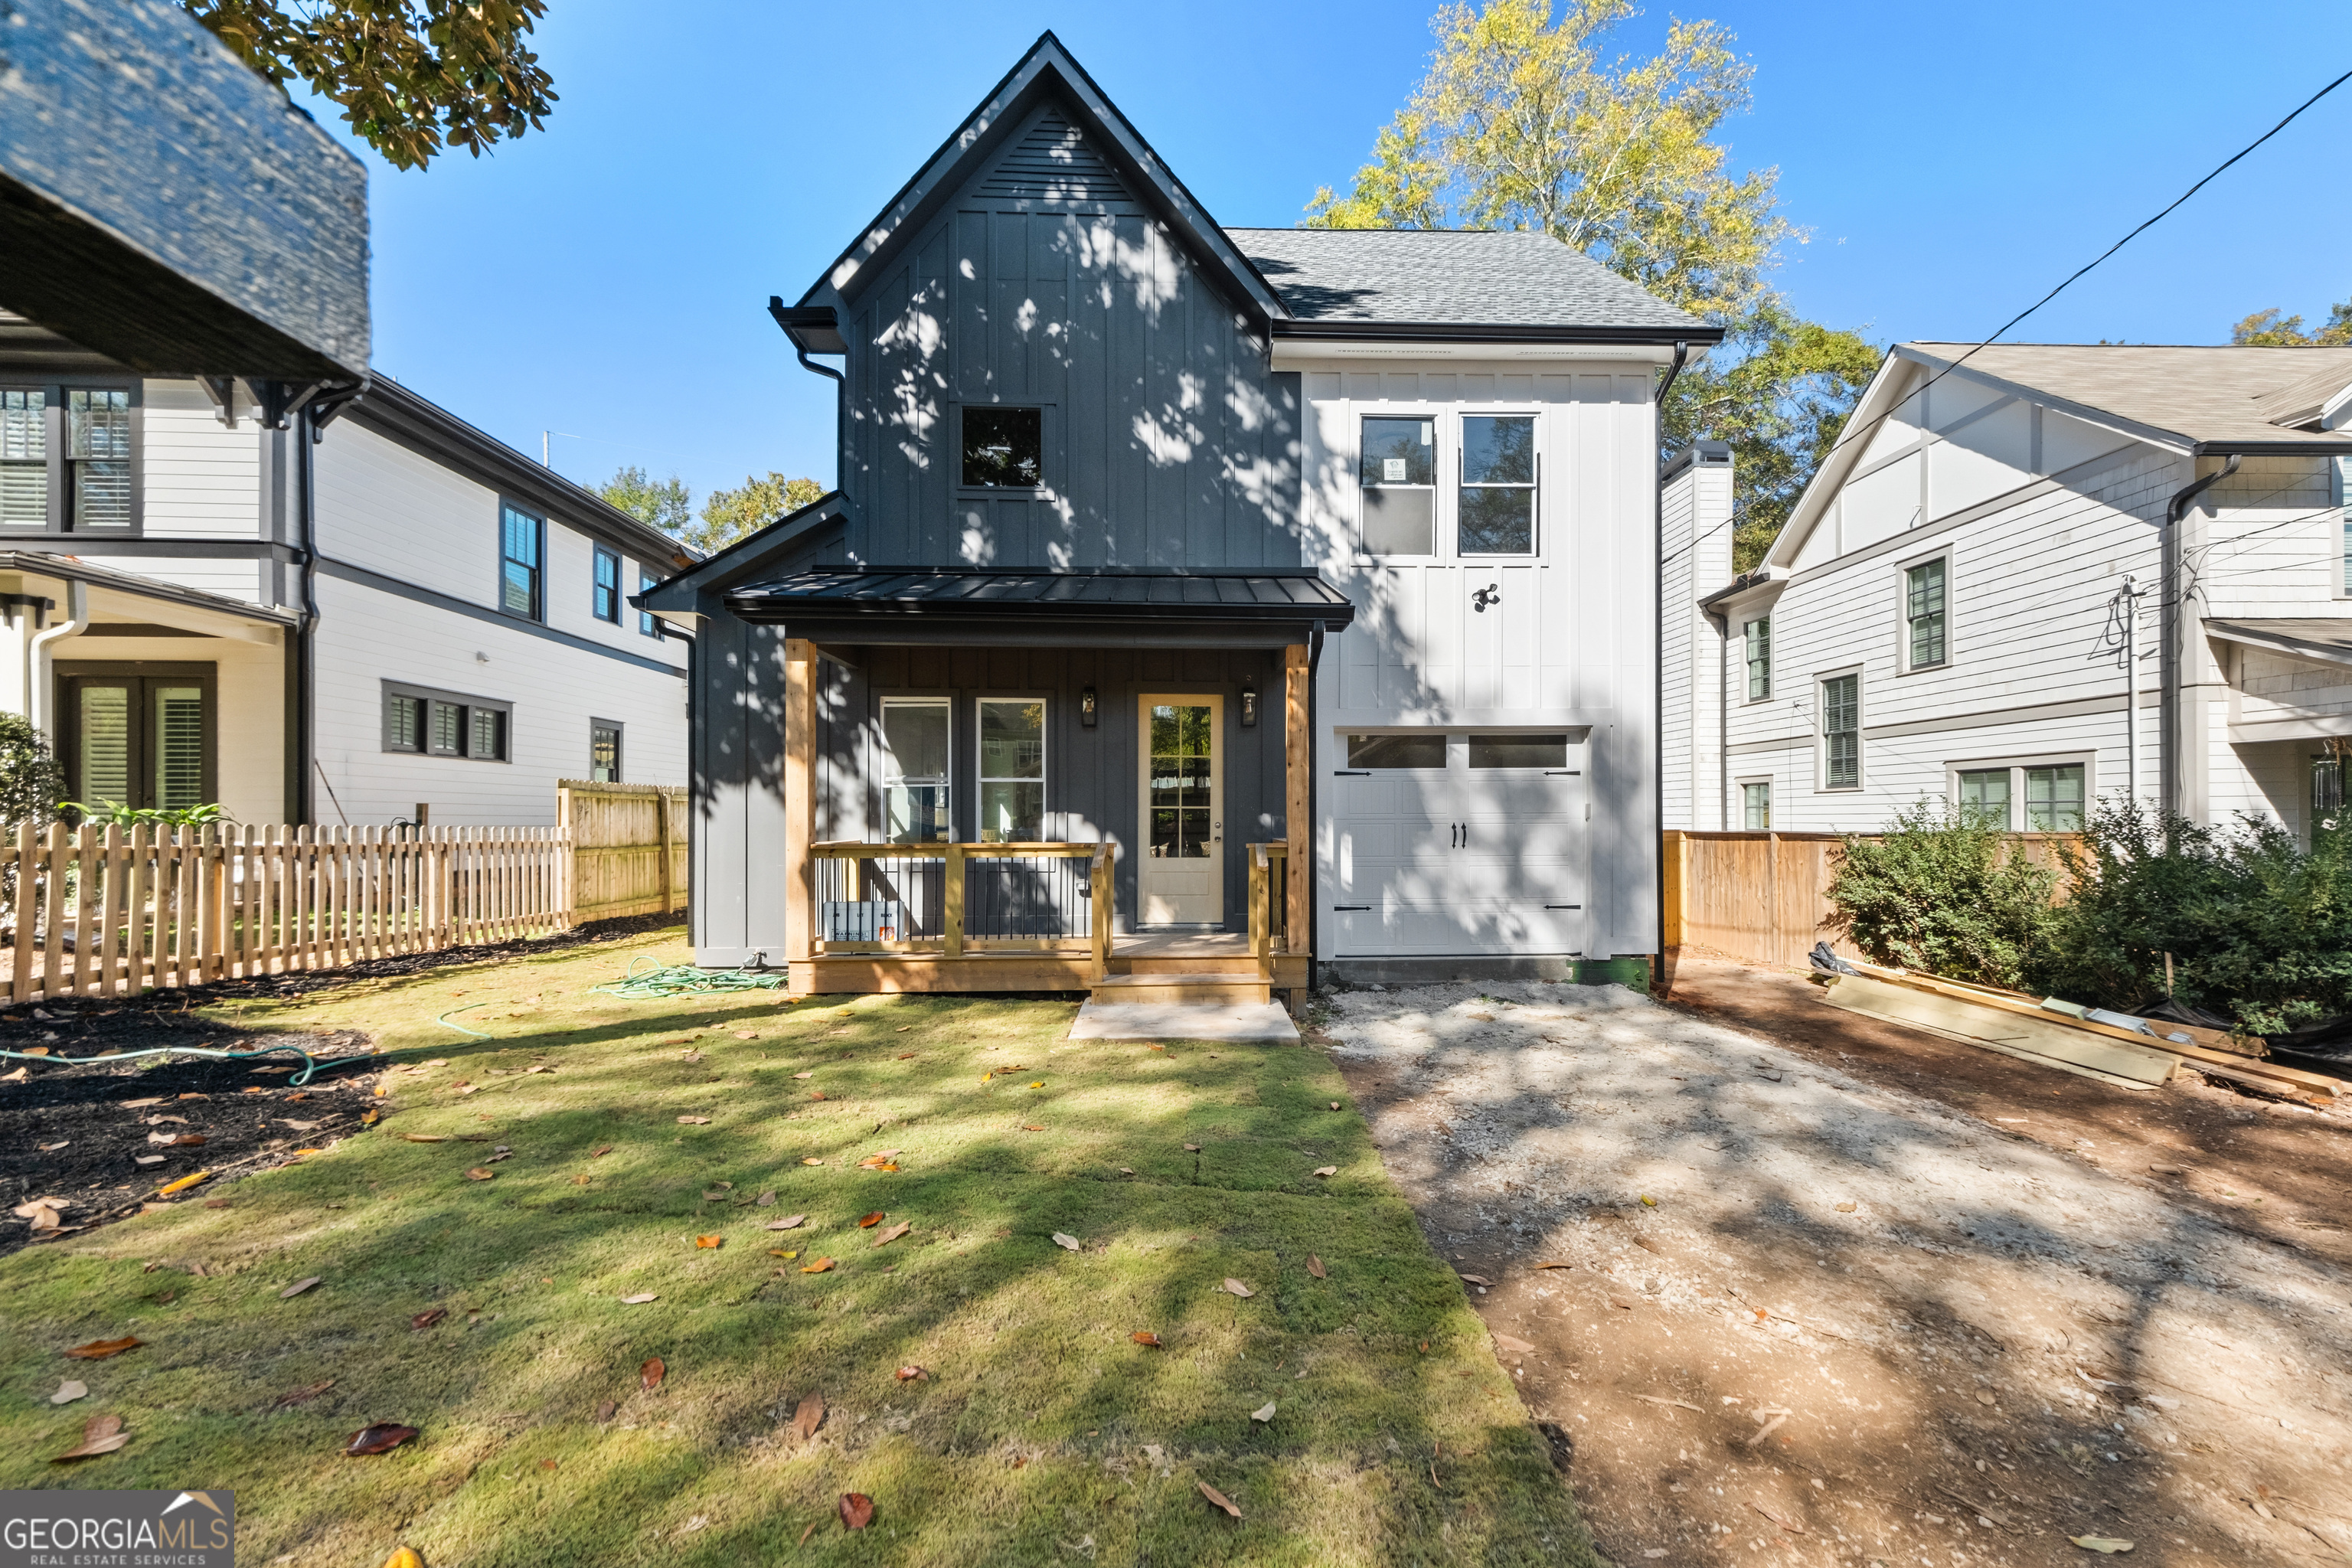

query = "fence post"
[
  {"left": 1658, "top": 829, "right": 1684, "bottom": 995},
  {"left": 657, "top": 786, "right": 675, "bottom": 915},
  {"left": 98, "top": 824, "right": 123, "bottom": 997},
  {"left": 11, "top": 819, "right": 34, "bottom": 1003}
]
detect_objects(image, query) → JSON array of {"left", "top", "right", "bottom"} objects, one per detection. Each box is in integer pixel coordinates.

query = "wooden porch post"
[
  {"left": 1284, "top": 643, "right": 1310, "bottom": 959},
  {"left": 783, "top": 638, "right": 816, "bottom": 975}
]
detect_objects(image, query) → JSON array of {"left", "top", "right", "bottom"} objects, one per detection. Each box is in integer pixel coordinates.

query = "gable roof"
[
  {"left": 1231, "top": 228, "right": 1716, "bottom": 345},
  {"left": 793, "top": 32, "right": 1287, "bottom": 325},
  {"left": 637, "top": 490, "right": 850, "bottom": 610}
]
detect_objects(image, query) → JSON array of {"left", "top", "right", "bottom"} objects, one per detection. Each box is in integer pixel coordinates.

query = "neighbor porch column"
[
  {"left": 1285, "top": 642, "right": 1310, "bottom": 954},
  {"left": 783, "top": 637, "right": 815, "bottom": 973}
]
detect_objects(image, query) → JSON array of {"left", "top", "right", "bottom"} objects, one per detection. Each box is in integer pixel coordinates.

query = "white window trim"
[
  {"left": 1942, "top": 750, "right": 2097, "bottom": 831},
  {"left": 975, "top": 694, "right": 1050, "bottom": 843},
  {"left": 1815, "top": 665, "right": 1864, "bottom": 792},
  {"left": 1735, "top": 775, "right": 1773, "bottom": 831},
  {"left": 1896, "top": 545, "right": 1953, "bottom": 675},
  {"left": 1354, "top": 409, "right": 1443, "bottom": 563},
  {"left": 1455, "top": 409, "right": 1541, "bottom": 560}
]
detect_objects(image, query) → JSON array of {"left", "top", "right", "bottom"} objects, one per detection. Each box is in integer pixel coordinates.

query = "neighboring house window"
[
  {"left": 590, "top": 720, "right": 622, "bottom": 782},
  {"left": 57, "top": 665, "right": 214, "bottom": 811},
  {"left": 1956, "top": 766, "right": 2012, "bottom": 828},
  {"left": 1742, "top": 782, "right": 1771, "bottom": 830},
  {"left": 1905, "top": 558, "right": 1947, "bottom": 668},
  {"left": 1459, "top": 415, "right": 1536, "bottom": 554},
  {"left": 961, "top": 407, "right": 1041, "bottom": 488},
  {"left": 1347, "top": 733, "right": 1445, "bottom": 769},
  {"left": 592, "top": 546, "right": 622, "bottom": 622},
  {"left": 1468, "top": 733, "right": 1567, "bottom": 768},
  {"left": 1821, "top": 674, "right": 1859, "bottom": 788},
  {"left": 879, "top": 697, "right": 951, "bottom": 844},
  {"left": 639, "top": 570, "right": 662, "bottom": 637},
  {"left": 977, "top": 699, "right": 1045, "bottom": 842},
  {"left": 1743, "top": 618, "right": 1771, "bottom": 701},
  {"left": 2025, "top": 763, "right": 2084, "bottom": 831},
  {"left": 1360, "top": 416, "right": 1436, "bottom": 557},
  {"left": 501, "top": 503, "right": 544, "bottom": 619},
  {"left": 68, "top": 390, "right": 132, "bottom": 528},
  {"left": 382, "top": 681, "right": 511, "bottom": 762},
  {"left": 1, "top": 389, "right": 44, "bottom": 525}
]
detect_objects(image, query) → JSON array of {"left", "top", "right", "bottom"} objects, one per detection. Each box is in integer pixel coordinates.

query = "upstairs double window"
[
  {"left": 1360, "top": 413, "right": 1540, "bottom": 559},
  {"left": 2, "top": 384, "right": 136, "bottom": 531}
]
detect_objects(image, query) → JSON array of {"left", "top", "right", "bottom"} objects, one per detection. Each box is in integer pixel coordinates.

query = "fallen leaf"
[
  {"left": 619, "top": 1293, "right": 658, "bottom": 1305},
  {"left": 1184, "top": 1143, "right": 1200, "bottom": 1152},
  {"left": 2069, "top": 1537, "right": 2135, "bottom": 1554},
  {"left": 411, "top": 1308, "right": 448, "bottom": 1330},
  {"left": 797, "top": 1521, "right": 819, "bottom": 1547},
  {"left": 792, "top": 1392, "right": 825, "bottom": 1439},
  {"left": 695, "top": 1235, "right": 724, "bottom": 1250},
  {"left": 794, "top": 1071, "right": 814, "bottom": 1080},
  {"left": 1329, "top": 1100, "right": 1341, "bottom": 1110},
  {"left": 1132, "top": 1331, "right": 1162, "bottom": 1347},
  {"left": 677, "top": 1116, "right": 712, "bottom": 1125},
  {"left": 1030, "top": 1080, "right": 1045, "bottom": 1088},
  {"left": 1053, "top": 1232, "right": 1081, "bottom": 1251},
  {"left": 64, "top": 1337, "right": 142, "bottom": 1361},
  {"left": 1639, "top": 1195, "right": 1657, "bottom": 1207},
  {"left": 122, "top": 1097, "right": 165, "bottom": 1108},
  {"left": 896, "top": 1027, "right": 913, "bottom": 1033},
  {"left": 769, "top": 1250, "right": 801, "bottom": 1259},
  {"left": 360, "top": 1110, "right": 381, "bottom": 1125},
  {"left": 398, "top": 1133, "right": 447, "bottom": 1144},
  {"left": 51, "top": 1413, "right": 129, "bottom": 1462},
  {"left": 1313, "top": 1165, "right": 1338, "bottom": 1178},
  {"left": 591, "top": 1145, "right": 613, "bottom": 1158},
  {"left": 1493, "top": 1333, "right": 1537, "bottom": 1356},
  {"left": 51, "top": 1379, "right": 87, "bottom": 1404},
  {"left": 38, "top": 1139, "right": 69, "bottom": 1152},
  {"left": 155, "top": 1171, "right": 210, "bottom": 1196},
  {"left": 133, "top": 1154, "right": 166, "bottom": 1167},
  {"left": 838, "top": 1492, "right": 874, "bottom": 1530},
  {"left": 539, "top": 1458, "right": 558, "bottom": 1471},
  {"left": 281, "top": 1119, "right": 322, "bottom": 1132},
  {"left": 766, "top": 1215, "right": 808, "bottom": 1230},
  {"left": 895, "top": 1364, "right": 927, "bottom": 1381},
  {"left": 1834, "top": 1200, "right": 1857, "bottom": 1213},
  {"left": 1459, "top": 1273, "right": 1493, "bottom": 1288},
  {"left": 756, "top": 1191, "right": 776, "bottom": 1206},
  {"left": 1021, "top": 1124, "right": 1044, "bottom": 1132},
  {"left": 146, "top": 1132, "right": 206, "bottom": 1147},
  {"left": 270, "top": 1380, "right": 333, "bottom": 1408},
  {"left": 280, "top": 1276, "right": 322, "bottom": 1298},
  {"left": 464, "top": 1168, "right": 495, "bottom": 1181},
  {"left": 1221, "top": 1278, "right": 1253, "bottom": 1298},
  {"left": 1307, "top": 1255, "right": 1326, "bottom": 1279},
  {"left": 1250, "top": 1401, "right": 1276, "bottom": 1423},
  {"left": 858, "top": 1150, "right": 902, "bottom": 1168},
  {"left": 802, "top": 1158, "right": 825, "bottom": 1166},
  {"left": 594, "top": 1400, "right": 616, "bottom": 1424},
  {"left": 1197, "top": 1480, "right": 1243, "bottom": 1519},
  {"left": 641, "top": 1357, "right": 665, "bottom": 1390},
  {"left": 344, "top": 1422, "right": 419, "bottom": 1456},
  {"left": 858, "top": 1211, "right": 885, "bottom": 1228},
  {"left": 734, "top": 1031, "right": 756, "bottom": 1040},
  {"left": 802, "top": 1257, "right": 835, "bottom": 1273},
  {"left": 872, "top": 1221, "right": 910, "bottom": 1247},
  {"left": 1534, "top": 1260, "right": 1573, "bottom": 1269},
  {"left": 809, "top": 1092, "right": 827, "bottom": 1101}
]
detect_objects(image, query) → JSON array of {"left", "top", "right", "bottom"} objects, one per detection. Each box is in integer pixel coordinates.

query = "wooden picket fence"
[{"left": 2, "top": 822, "right": 571, "bottom": 1001}]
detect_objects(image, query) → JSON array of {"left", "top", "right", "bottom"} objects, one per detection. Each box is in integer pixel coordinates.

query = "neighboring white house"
[
  {"left": 1661, "top": 342, "right": 2352, "bottom": 841},
  {"left": 0, "top": 309, "right": 694, "bottom": 826}
]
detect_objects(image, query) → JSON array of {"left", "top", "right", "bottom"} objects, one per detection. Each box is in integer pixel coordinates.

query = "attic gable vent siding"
[{"left": 970, "top": 113, "right": 1130, "bottom": 208}]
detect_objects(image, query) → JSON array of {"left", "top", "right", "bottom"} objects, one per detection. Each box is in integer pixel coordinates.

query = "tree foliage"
[
  {"left": 0, "top": 714, "right": 65, "bottom": 832},
  {"left": 185, "top": 0, "right": 556, "bottom": 172},
  {"left": 2230, "top": 300, "right": 2352, "bottom": 347},
  {"left": 597, "top": 466, "right": 692, "bottom": 535},
  {"left": 1305, "top": 0, "right": 1876, "bottom": 570},
  {"left": 1825, "top": 802, "right": 2060, "bottom": 991},
  {"left": 688, "top": 472, "right": 828, "bottom": 555}
]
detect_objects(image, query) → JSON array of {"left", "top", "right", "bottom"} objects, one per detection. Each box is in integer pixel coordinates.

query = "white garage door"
[{"left": 1328, "top": 730, "right": 1589, "bottom": 958}]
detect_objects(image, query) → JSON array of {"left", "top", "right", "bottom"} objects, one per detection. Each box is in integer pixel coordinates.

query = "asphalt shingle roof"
[
  {"left": 1902, "top": 343, "right": 2352, "bottom": 451},
  {"left": 1228, "top": 227, "right": 1705, "bottom": 332}
]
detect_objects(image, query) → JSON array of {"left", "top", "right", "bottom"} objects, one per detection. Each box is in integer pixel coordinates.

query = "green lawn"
[{"left": 0, "top": 926, "right": 1592, "bottom": 1566}]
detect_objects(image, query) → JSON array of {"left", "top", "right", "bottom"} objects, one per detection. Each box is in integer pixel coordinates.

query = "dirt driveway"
[{"left": 1318, "top": 971, "right": 2352, "bottom": 1567}]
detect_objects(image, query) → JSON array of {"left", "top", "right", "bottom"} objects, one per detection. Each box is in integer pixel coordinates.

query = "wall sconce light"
[
  {"left": 1240, "top": 683, "right": 1259, "bottom": 727},
  {"left": 1080, "top": 685, "right": 1098, "bottom": 727}
]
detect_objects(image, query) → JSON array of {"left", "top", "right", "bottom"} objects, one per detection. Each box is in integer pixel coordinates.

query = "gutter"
[
  {"left": 2160, "top": 452, "right": 2239, "bottom": 821},
  {"left": 1655, "top": 340, "right": 1690, "bottom": 405},
  {"left": 1269, "top": 319, "right": 1723, "bottom": 348}
]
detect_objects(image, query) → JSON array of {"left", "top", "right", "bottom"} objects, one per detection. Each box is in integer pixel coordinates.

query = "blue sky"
[{"left": 322, "top": 1, "right": 2352, "bottom": 512}]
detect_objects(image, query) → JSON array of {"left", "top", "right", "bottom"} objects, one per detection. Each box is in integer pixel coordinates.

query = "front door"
[
  {"left": 1138, "top": 695, "right": 1223, "bottom": 926},
  {"left": 56, "top": 663, "right": 217, "bottom": 813}
]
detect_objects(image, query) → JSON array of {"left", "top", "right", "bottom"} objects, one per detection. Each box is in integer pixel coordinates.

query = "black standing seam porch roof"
[{"left": 724, "top": 567, "right": 1354, "bottom": 646}]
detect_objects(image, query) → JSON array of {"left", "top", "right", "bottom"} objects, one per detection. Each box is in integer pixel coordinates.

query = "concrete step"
[
  {"left": 1069, "top": 998, "right": 1299, "bottom": 1043},
  {"left": 1089, "top": 970, "right": 1270, "bottom": 1006}
]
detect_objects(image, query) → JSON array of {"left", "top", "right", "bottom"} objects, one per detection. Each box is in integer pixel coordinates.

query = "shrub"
[
  {"left": 1825, "top": 802, "right": 2060, "bottom": 988},
  {"left": 2026, "top": 802, "right": 2352, "bottom": 1036},
  {"left": 0, "top": 712, "right": 64, "bottom": 832}
]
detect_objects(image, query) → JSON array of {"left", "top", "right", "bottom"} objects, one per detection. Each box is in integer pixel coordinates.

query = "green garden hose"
[
  {"left": 0, "top": 1039, "right": 324, "bottom": 1086},
  {"left": 586, "top": 956, "right": 786, "bottom": 1001},
  {"left": 435, "top": 1001, "right": 493, "bottom": 1039}
]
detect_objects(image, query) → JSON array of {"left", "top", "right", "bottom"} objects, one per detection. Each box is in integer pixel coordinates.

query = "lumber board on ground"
[{"left": 1822, "top": 974, "right": 2176, "bottom": 1089}]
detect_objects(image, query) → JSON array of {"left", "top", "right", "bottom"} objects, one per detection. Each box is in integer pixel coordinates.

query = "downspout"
[
  {"left": 1308, "top": 619, "right": 1324, "bottom": 995},
  {"left": 290, "top": 408, "right": 319, "bottom": 824},
  {"left": 2159, "top": 452, "right": 2238, "bottom": 824},
  {"left": 27, "top": 580, "right": 87, "bottom": 741},
  {"left": 1654, "top": 340, "right": 1690, "bottom": 410}
]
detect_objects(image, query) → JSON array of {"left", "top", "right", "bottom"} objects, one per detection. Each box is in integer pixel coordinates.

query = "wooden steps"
[{"left": 1089, "top": 971, "right": 1270, "bottom": 1006}]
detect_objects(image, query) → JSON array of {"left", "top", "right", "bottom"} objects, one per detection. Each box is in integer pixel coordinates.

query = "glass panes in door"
[
  {"left": 155, "top": 686, "right": 204, "bottom": 810},
  {"left": 880, "top": 697, "right": 951, "bottom": 844},
  {"left": 978, "top": 700, "right": 1044, "bottom": 842},
  {"left": 62, "top": 671, "right": 211, "bottom": 812},
  {"left": 77, "top": 685, "right": 131, "bottom": 805},
  {"left": 1148, "top": 704, "right": 1213, "bottom": 858}
]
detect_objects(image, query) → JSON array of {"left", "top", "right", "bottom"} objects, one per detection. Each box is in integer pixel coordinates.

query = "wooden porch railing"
[
  {"left": 1248, "top": 841, "right": 1289, "bottom": 977},
  {"left": 812, "top": 841, "right": 1118, "bottom": 978}
]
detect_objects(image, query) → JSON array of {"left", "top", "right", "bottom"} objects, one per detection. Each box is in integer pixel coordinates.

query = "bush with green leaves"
[
  {"left": 2024, "top": 802, "right": 2352, "bottom": 1036},
  {"left": 57, "top": 799, "right": 227, "bottom": 829},
  {"left": 1825, "top": 802, "right": 2060, "bottom": 989},
  {"left": 0, "top": 711, "right": 64, "bottom": 832}
]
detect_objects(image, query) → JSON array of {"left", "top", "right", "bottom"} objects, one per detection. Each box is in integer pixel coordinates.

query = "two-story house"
[
  {"left": 642, "top": 33, "right": 1713, "bottom": 1006},
  {"left": 0, "top": 309, "right": 694, "bottom": 827},
  {"left": 1663, "top": 343, "right": 2352, "bottom": 841}
]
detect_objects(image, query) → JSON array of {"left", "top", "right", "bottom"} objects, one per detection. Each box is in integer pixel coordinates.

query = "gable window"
[
  {"left": 879, "top": 697, "right": 951, "bottom": 844},
  {"left": 639, "top": 570, "right": 663, "bottom": 637},
  {"left": 1821, "top": 673, "right": 1859, "bottom": 789},
  {"left": 592, "top": 546, "right": 622, "bottom": 622},
  {"left": 978, "top": 699, "right": 1045, "bottom": 843},
  {"left": 2, "top": 390, "right": 45, "bottom": 526},
  {"left": 57, "top": 664, "right": 214, "bottom": 812},
  {"left": 501, "top": 503, "right": 544, "bottom": 619},
  {"left": 1743, "top": 617, "right": 1772, "bottom": 701},
  {"left": 1360, "top": 416, "right": 1436, "bottom": 556},
  {"left": 1459, "top": 415, "right": 1536, "bottom": 554},
  {"left": 961, "top": 407, "right": 1042, "bottom": 488},
  {"left": 1904, "top": 557, "right": 1948, "bottom": 668},
  {"left": 590, "top": 720, "right": 622, "bottom": 782},
  {"left": 1956, "top": 766, "right": 2012, "bottom": 828},
  {"left": 382, "top": 681, "right": 511, "bottom": 762},
  {"left": 2025, "top": 763, "right": 2084, "bottom": 831},
  {"left": 1742, "top": 781, "right": 1771, "bottom": 830}
]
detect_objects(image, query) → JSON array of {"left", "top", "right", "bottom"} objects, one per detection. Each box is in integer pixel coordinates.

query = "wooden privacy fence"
[
  {"left": 1661, "top": 828, "right": 2082, "bottom": 978},
  {"left": 2, "top": 822, "right": 570, "bottom": 1001},
  {"left": 558, "top": 780, "right": 687, "bottom": 921}
]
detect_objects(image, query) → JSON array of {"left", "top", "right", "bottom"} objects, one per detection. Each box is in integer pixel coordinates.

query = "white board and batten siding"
[{"left": 1298, "top": 361, "right": 1659, "bottom": 964}]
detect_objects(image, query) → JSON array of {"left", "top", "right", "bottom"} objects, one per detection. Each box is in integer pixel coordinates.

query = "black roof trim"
[
  {"left": 639, "top": 490, "right": 851, "bottom": 607},
  {"left": 725, "top": 566, "right": 1354, "bottom": 629},
  {"left": 1270, "top": 319, "right": 1726, "bottom": 347},
  {"left": 773, "top": 305, "right": 844, "bottom": 358}
]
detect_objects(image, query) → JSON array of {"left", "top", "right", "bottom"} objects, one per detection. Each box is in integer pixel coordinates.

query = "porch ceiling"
[{"left": 726, "top": 567, "right": 1354, "bottom": 648}]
